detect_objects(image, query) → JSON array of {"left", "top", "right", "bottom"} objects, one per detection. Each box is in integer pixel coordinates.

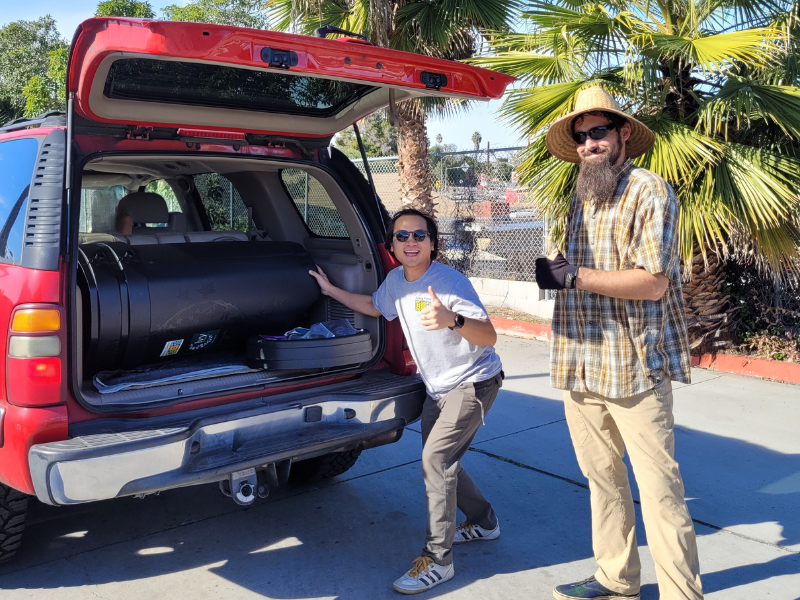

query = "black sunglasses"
[
  {"left": 394, "top": 229, "right": 429, "bottom": 243},
  {"left": 572, "top": 124, "right": 617, "bottom": 145}
]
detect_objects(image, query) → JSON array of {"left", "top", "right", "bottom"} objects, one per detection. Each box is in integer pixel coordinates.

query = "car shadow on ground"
[{"left": 0, "top": 387, "right": 797, "bottom": 599}]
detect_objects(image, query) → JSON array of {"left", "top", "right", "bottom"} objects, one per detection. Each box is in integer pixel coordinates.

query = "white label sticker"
[
  {"left": 160, "top": 339, "right": 184, "bottom": 357},
  {"left": 232, "top": 467, "right": 256, "bottom": 480}
]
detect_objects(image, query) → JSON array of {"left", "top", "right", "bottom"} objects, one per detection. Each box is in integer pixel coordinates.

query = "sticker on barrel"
[{"left": 160, "top": 339, "right": 184, "bottom": 357}]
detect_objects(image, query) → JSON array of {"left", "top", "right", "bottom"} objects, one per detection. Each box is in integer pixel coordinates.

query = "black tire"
[
  {"left": 0, "top": 483, "right": 29, "bottom": 564},
  {"left": 289, "top": 448, "right": 362, "bottom": 485}
]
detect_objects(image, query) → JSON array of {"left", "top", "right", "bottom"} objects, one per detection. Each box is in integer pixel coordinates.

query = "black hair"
[{"left": 384, "top": 208, "right": 439, "bottom": 261}]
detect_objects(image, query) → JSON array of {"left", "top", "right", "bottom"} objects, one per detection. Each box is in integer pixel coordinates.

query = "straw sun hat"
[{"left": 545, "top": 86, "right": 655, "bottom": 164}]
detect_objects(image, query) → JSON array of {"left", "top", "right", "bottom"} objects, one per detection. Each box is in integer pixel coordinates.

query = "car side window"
[
  {"left": 194, "top": 173, "right": 251, "bottom": 231},
  {"left": 281, "top": 169, "right": 347, "bottom": 238},
  {"left": 0, "top": 138, "right": 40, "bottom": 264}
]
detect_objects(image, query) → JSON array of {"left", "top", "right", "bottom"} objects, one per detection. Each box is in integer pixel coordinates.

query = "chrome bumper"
[{"left": 29, "top": 372, "right": 424, "bottom": 506}]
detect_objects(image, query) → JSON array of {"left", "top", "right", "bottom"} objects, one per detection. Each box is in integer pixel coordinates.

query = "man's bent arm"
[
  {"left": 309, "top": 268, "right": 382, "bottom": 317},
  {"left": 455, "top": 317, "right": 498, "bottom": 347},
  {"left": 327, "top": 287, "right": 383, "bottom": 318},
  {"left": 576, "top": 267, "right": 669, "bottom": 301}
]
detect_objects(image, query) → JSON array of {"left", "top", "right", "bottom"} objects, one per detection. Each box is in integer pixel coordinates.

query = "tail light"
[{"left": 6, "top": 305, "right": 65, "bottom": 407}]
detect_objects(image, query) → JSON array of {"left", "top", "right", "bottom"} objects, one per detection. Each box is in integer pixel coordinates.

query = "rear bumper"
[{"left": 29, "top": 371, "right": 424, "bottom": 506}]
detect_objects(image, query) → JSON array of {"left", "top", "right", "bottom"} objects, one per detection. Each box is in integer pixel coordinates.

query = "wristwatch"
[{"left": 449, "top": 313, "right": 465, "bottom": 330}]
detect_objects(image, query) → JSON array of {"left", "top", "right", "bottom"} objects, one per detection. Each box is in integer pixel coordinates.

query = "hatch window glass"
[
  {"left": 79, "top": 180, "right": 181, "bottom": 233},
  {"left": 194, "top": 173, "right": 252, "bottom": 232},
  {"left": 281, "top": 169, "right": 347, "bottom": 238},
  {"left": 104, "top": 58, "right": 378, "bottom": 117},
  {"left": 0, "top": 138, "right": 39, "bottom": 264}
]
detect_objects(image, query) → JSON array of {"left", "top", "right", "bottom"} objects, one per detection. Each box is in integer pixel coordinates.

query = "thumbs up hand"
[{"left": 420, "top": 286, "right": 456, "bottom": 331}]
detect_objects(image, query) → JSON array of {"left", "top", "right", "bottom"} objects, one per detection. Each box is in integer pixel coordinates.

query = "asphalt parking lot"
[{"left": 1, "top": 335, "right": 798, "bottom": 599}]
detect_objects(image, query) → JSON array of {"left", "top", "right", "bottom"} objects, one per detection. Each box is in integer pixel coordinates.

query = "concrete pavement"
[{"left": 0, "top": 335, "right": 798, "bottom": 598}]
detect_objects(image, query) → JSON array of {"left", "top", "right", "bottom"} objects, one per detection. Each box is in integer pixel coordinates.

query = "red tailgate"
[{"left": 68, "top": 18, "right": 515, "bottom": 138}]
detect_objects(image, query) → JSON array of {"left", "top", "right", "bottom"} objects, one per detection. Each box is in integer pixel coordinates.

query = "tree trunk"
[
  {"left": 396, "top": 101, "right": 435, "bottom": 215},
  {"left": 682, "top": 247, "right": 735, "bottom": 354}
]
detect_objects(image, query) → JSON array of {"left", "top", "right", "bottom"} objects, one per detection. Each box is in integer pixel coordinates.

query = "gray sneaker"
[{"left": 553, "top": 576, "right": 640, "bottom": 599}]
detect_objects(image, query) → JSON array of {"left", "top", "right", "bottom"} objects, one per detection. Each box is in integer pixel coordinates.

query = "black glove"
[{"left": 535, "top": 252, "right": 579, "bottom": 290}]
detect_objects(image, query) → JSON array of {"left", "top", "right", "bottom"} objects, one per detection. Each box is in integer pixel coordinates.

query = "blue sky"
[{"left": 1, "top": 0, "right": 525, "bottom": 151}]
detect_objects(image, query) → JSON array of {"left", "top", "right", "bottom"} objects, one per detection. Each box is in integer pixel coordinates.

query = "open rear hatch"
[
  {"left": 68, "top": 17, "right": 513, "bottom": 142},
  {"left": 67, "top": 18, "right": 514, "bottom": 412}
]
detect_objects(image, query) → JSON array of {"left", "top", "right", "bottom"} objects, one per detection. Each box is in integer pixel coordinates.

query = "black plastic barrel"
[{"left": 77, "top": 241, "right": 320, "bottom": 373}]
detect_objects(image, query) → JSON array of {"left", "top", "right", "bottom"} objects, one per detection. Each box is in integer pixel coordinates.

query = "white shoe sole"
[{"left": 452, "top": 526, "right": 500, "bottom": 545}]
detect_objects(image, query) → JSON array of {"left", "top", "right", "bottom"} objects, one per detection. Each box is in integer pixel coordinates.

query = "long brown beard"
[{"left": 576, "top": 146, "right": 621, "bottom": 203}]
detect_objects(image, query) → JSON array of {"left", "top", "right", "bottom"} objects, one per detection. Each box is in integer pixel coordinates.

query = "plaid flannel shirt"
[{"left": 550, "top": 159, "right": 691, "bottom": 398}]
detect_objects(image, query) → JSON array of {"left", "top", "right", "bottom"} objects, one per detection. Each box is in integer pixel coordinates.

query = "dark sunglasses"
[
  {"left": 394, "top": 229, "right": 429, "bottom": 243},
  {"left": 572, "top": 124, "right": 617, "bottom": 145}
]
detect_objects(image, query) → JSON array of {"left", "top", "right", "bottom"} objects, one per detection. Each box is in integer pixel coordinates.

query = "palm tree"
[
  {"left": 269, "top": 0, "right": 516, "bottom": 215},
  {"left": 472, "top": 131, "right": 483, "bottom": 150},
  {"left": 473, "top": 0, "right": 800, "bottom": 351}
]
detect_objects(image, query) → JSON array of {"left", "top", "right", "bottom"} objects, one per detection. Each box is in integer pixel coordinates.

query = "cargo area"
[{"left": 72, "top": 154, "right": 384, "bottom": 408}]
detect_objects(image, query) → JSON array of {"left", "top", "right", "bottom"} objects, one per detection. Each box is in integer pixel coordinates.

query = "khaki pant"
[
  {"left": 563, "top": 379, "right": 703, "bottom": 599},
  {"left": 420, "top": 373, "right": 502, "bottom": 566}
]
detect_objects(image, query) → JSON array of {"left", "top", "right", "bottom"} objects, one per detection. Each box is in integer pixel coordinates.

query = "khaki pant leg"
[
  {"left": 420, "top": 379, "right": 498, "bottom": 566},
  {"left": 563, "top": 390, "right": 641, "bottom": 594},
  {"left": 606, "top": 380, "right": 703, "bottom": 600}
]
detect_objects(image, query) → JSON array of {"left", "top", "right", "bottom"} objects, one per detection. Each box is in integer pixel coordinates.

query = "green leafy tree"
[
  {"left": 474, "top": 0, "right": 800, "bottom": 349},
  {"left": 96, "top": 0, "right": 156, "bottom": 17},
  {"left": 271, "top": 0, "right": 517, "bottom": 215},
  {"left": 22, "top": 47, "right": 68, "bottom": 117},
  {"left": 163, "top": 0, "right": 269, "bottom": 29},
  {"left": 0, "top": 17, "right": 67, "bottom": 120},
  {"left": 334, "top": 113, "right": 398, "bottom": 158}
]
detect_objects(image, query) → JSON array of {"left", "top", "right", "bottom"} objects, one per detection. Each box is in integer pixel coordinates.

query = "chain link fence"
[{"left": 355, "top": 147, "right": 547, "bottom": 282}]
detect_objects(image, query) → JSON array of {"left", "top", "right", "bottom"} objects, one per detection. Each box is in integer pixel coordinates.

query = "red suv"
[{"left": 0, "top": 17, "right": 511, "bottom": 562}]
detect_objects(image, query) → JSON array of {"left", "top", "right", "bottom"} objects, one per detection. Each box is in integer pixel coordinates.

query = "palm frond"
[
  {"left": 499, "top": 80, "right": 588, "bottom": 137},
  {"left": 699, "top": 78, "right": 800, "bottom": 139},
  {"left": 698, "top": 0, "right": 789, "bottom": 30},
  {"left": 394, "top": 2, "right": 452, "bottom": 50},
  {"left": 444, "top": 0, "right": 520, "bottom": 30},
  {"left": 637, "top": 115, "right": 722, "bottom": 184},
  {"left": 714, "top": 143, "right": 800, "bottom": 240},
  {"left": 468, "top": 52, "right": 578, "bottom": 85},
  {"left": 515, "top": 135, "right": 577, "bottom": 248},
  {"left": 630, "top": 27, "right": 784, "bottom": 74}
]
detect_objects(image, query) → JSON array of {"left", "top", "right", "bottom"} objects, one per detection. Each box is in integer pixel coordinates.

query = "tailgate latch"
[
  {"left": 420, "top": 71, "right": 447, "bottom": 90},
  {"left": 126, "top": 125, "right": 153, "bottom": 141},
  {"left": 261, "top": 47, "right": 299, "bottom": 69}
]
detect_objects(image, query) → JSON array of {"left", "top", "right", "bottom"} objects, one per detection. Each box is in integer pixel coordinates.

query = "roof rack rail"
[{"left": 0, "top": 111, "right": 67, "bottom": 133}]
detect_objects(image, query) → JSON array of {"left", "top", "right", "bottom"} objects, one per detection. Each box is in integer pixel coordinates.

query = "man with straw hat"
[{"left": 535, "top": 86, "right": 703, "bottom": 600}]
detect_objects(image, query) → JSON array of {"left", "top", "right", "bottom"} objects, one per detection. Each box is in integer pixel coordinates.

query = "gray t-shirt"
[{"left": 372, "top": 261, "right": 502, "bottom": 398}]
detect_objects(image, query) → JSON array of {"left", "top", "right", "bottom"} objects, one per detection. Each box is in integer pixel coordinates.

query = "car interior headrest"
[{"left": 118, "top": 192, "right": 169, "bottom": 225}]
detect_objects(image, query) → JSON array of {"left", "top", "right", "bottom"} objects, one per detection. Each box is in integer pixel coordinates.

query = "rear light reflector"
[
  {"left": 0, "top": 405, "right": 5, "bottom": 447},
  {"left": 7, "top": 304, "right": 65, "bottom": 407},
  {"left": 11, "top": 308, "right": 61, "bottom": 332},
  {"left": 8, "top": 335, "right": 61, "bottom": 358},
  {"left": 6, "top": 357, "right": 62, "bottom": 407}
]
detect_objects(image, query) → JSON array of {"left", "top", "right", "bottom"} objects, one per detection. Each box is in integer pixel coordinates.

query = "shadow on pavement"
[{"left": 0, "top": 383, "right": 797, "bottom": 599}]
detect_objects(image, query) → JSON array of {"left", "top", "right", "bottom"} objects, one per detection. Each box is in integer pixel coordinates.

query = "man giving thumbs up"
[{"left": 309, "top": 208, "right": 503, "bottom": 595}]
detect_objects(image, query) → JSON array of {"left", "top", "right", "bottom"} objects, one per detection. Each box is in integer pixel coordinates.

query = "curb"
[
  {"left": 690, "top": 353, "right": 800, "bottom": 386},
  {"left": 490, "top": 317, "right": 552, "bottom": 342},
  {"left": 492, "top": 317, "right": 800, "bottom": 385}
]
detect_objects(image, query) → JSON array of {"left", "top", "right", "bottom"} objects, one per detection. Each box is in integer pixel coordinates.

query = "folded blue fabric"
[{"left": 284, "top": 319, "right": 359, "bottom": 340}]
